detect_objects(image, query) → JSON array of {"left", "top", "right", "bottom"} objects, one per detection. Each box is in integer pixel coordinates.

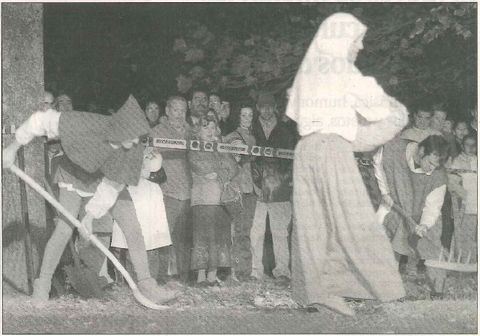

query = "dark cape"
[{"left": 58, "top": 95, "right": 150, "bottom": 186}]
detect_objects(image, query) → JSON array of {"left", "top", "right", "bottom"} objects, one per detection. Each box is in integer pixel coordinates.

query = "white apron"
[{"left": 111, "top": 178, "right": 171, "bottom": 250}]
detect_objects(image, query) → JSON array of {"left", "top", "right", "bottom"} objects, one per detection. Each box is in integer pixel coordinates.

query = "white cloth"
[
  {"left": 111, "top": 178, "right": 171, "bottom": 250},
  {"left": 15, "top": 109, "right": 61, "bottom": 144},
  {"left": 373, "top": 147, "right": 389, "bottom": 196},
  {"left": 58, "top": 182, "right": 94, "bottom": 198},
  {"left": 286, "top": 13, "right": 391, "bottom": 141},
  {"left": 374, "top": 142, "right": 446, "bottom": 229},
  {"left": 85, "top": 177, "right": 125, "bottom": 219}
]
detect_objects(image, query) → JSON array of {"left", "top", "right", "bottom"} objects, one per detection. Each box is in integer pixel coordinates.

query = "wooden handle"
[
  {"left": 9, "top": 164, "right": 166, "bottom": 310},
  {"left": 391, "top": 202, "right": 417, "bottom": 232}
]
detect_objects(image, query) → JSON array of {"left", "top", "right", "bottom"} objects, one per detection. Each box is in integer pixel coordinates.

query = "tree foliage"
[
  {"left": 44, "top": 3, "right": 476, "bottom": 114},
  {"left": 171, "top": 3, "right": 477, "bottom": 110}
]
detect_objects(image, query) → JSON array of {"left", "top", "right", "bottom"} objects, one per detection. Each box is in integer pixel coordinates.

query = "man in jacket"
[
  {"left": 250, "top": 91, "right": 296, "bottom": 282},
  {"left": 152, "top": 96, "right": 193, "bottom": 283}
]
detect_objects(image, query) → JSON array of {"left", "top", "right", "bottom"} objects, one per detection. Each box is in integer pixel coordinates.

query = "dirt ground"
[{"left": 2, "top": 272, "right": 478, "bottom": 334}]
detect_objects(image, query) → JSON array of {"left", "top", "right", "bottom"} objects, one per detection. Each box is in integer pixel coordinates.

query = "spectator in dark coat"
[{"left": 250, "top": 91, "right": 296, "bottom": 282}]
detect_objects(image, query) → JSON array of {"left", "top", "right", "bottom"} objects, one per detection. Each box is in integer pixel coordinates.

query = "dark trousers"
[{"left": 158, "top": 197, "right": 192, "bottom": 281}]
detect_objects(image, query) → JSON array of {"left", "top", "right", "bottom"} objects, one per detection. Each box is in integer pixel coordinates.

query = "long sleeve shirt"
[
  {"left": 15, "top": 109, "right": 123, "bottom": 219},
  {"left": 373, "top": 142, "right": 446, "bottom": 229}
]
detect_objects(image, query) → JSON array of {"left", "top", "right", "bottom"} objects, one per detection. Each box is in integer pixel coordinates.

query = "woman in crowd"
[
  {"left": 144, "top": 99, "right": 161, "bottom": 128},
  {"left": 188, "top": 115, "right": 239, "bottom": 286},
  {"left": 223, "top": 105, "right": 257, "bottom": 280},
  {"left": 286, "top": 12, "right": 407, "bottom": 316},
  {"left": 449, "top": 133, "right": 477, "bottom": 263},
  {"left": 452, "top": 119, "right": 471, "bottom": 160}
]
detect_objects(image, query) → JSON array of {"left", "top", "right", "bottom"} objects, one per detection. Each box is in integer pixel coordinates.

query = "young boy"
[
  {"left": 3, "top": 94, "right": 180, "bottom": 305},
  {"left": 374, "top": 135, "right": 450, "bottom": 299},
  {"left": 449, "top": 133, "right": 477, "bottom": 263}
]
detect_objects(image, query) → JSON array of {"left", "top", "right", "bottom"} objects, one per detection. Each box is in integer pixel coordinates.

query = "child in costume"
[
  {"left": 286, "top": 13, "right": 407, "bottom": 316},
  {"left": 374, "top": 135, "right": 450, "bottom": 299},
  {"left": 448, "top": 133, "right": 477, "bottom": 263},
  {"left": 111, "top": 146, "right": 172, "bottom": 279},
  {"left": 3, "top": 94, "right": 180, "bottom": 305}
]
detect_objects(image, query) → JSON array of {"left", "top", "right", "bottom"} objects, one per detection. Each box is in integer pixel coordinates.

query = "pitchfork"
[{"left": 391, "top": 202, "right": 477, "bottom": 273}]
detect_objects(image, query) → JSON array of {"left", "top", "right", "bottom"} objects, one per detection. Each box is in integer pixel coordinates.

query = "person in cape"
[
  {"left": 286, "top": 13, "right": 408, "bottom": 316},
  {"left": 3, "top": 92, "right": 181, "bottom": 306}
]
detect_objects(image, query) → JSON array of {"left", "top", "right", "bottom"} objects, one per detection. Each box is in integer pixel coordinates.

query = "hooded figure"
[
  {"left": 287, "top": 13, "right": 407, "bottom": 316},
  {"left": 59, "top": 94, "right": 150, "bottom": 186},
  {"left": 3, "top": 93, "right": 180, "bottom": 306},
  {"left": 286, "top": 13, "right": 408, "bottom": 151}
]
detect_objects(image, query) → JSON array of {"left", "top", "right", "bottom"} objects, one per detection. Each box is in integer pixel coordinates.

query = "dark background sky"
[
  {"left": 43, "top": 2, "right": 293, "bottom": 108},
  {"left": 43, "top": 2, "right": 477, "bottom": 116}
]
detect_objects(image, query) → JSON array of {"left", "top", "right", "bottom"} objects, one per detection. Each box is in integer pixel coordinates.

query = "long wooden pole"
[
  {"left": 9, "top": 164, "right": 167, "bottom": 310},
  {"left": 17, "top": 147, "right": 34, "bottom": 294}
]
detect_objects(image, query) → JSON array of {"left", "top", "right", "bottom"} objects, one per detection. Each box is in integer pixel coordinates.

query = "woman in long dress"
[{"left": 286, "top": 13, "right": 408, "bottom": 316}]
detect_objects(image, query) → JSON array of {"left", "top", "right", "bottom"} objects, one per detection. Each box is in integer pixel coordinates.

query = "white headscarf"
[{"left": 286, "top": 13, "right": 391, "bottom": 140}]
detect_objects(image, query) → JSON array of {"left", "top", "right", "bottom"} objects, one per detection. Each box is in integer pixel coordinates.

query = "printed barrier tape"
[
  {"left": 147, "top": 137, "right": 295, "bottom": 160},
  {"left": 15, "top": 130, "right": 474, "bottom": 172},
  {"left": 147, "top": 137, "right": 378, "bottom": 166},
  {"left": 2, "top": 125, "right": 16, "bottom": 135},
  {"left": 39, "top": 137, "right": 374, "bottom": 166}
]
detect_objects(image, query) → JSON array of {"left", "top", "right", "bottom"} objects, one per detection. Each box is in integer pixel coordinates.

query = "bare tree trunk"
[{"left": 2, "top": 3, "right": 45, "bottom": 294}]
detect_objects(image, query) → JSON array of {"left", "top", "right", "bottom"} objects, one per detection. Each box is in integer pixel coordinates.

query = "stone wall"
[{"left": 2, "top": 3, "right": 45, "bottom": 294}]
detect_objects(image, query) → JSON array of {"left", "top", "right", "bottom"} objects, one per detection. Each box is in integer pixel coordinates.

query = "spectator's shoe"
[
  {"left": 30, "top": 278, "right": 51, "bottom": 306},
  {"left": 430, "top": 291, "right": 444, "bottom": 300},
  {"left": 194, "top": 281, "right": 209, "bottom": 288},
  {"left": 307, "top": 297, "right": 356, "bottom": 317},
  {"left": 138, "top": 278, "right": 181, "bottom": 305},
  {"left": 274, "top": 275, "right": 291, "bottom": 287},
  {"left": 103, "top": 281, "right": 123, "bottom": 292},
  {"left": 207, "top": 280, "right": 221, "bottom": 287}
]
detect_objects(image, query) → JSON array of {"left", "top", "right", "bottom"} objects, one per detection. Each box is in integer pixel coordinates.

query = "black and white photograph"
[{"left": 1, "top": 1, "right": 477, "bottom": 334}]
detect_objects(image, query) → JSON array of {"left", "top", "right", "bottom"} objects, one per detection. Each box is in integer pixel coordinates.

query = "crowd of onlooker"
[{"left": 43, "top": 88, "right": 477, "bottom": 293}]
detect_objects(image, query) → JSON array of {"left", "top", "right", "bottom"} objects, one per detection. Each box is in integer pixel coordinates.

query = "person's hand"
[
  {"left": 3, "top": 141, "right": 22, "bottom": 169},
  {"left": 205, "top": 172, "right": 218, "bottom": 180},
  {"left": 381, "top": 193, "right": 394, "bottom": 209},
  {"left": 80, "top": 212, "right": 95, "bottom": 238},
  {"left": 415, "top": 224, "right": 429, "bottom": 238}
]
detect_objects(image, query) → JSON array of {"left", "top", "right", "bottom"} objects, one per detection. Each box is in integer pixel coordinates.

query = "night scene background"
[{"left": 44, "top": 2, "right": 476, "bottom": 118}]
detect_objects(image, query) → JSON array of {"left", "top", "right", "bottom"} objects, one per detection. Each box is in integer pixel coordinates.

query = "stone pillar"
[{"left": 2, "top": 3, "right": 45, "bottom": 294}]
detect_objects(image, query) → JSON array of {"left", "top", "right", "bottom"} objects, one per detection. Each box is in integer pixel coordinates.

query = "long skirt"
[
  {"left": 190, "top": 205, "right": 231, "bottom": 270},
  {"left": 291, "top": 133, "right": 405, "bottom": 305}
]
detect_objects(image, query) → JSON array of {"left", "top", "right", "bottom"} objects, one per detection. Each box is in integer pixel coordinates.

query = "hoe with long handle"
[
  {"left": 8, "top": 164, "right": 167, "bottom": 310},
  {"left": 391, "top": 202, "right": 477, "bottom": 273}
]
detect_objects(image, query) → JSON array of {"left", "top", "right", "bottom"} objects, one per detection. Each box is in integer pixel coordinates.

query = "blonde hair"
[{"left": 193, "top": 115, "right": 221, "bottom": 139}]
